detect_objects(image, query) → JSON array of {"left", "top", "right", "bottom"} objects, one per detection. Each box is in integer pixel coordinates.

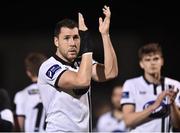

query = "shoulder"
[
  {"left": 98, "top": 112, "right": 111, "bottom": 122},
  {"left": 38, "top": 57, "right": 67, "bottom": 79},
  {"left": 124, "top": 76, "right": 142, "bottom": 86},
  {"left": 165, "top": 77, "right": 180, "bottom": 88}
]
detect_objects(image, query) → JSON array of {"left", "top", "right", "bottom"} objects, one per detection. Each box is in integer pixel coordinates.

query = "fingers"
[
  {"left": 102, "top": 5, "right": 111, "bottom": 17},
  {"left": 78, "top": 12, "right": 88, "bottom": 31},
  {"left": 99, "top": 17, "right": 103, "bottom": 26},
  {"left": 167, "top": 89, "right": 179, "bottom": 104}
]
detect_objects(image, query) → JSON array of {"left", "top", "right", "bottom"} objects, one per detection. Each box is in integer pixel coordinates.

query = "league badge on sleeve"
[
  {"left": 46, "top": 64, "right": 61, "bottom": 79},
  {"left": 122, "top": 92, "right": 129, "bottom": 99}
]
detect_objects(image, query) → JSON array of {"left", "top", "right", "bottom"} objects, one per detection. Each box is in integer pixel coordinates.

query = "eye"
[
  {"left": 73, "top": 35, "right": 80, "bottom": 40},
  {"left": 64, "top": 36, "right": 70, "bottom": 40},
  {"left": 144, "top": 58, "right": 150, "bottom": 62},
  {"left": 153, "top": 57, "right": 159, "bottom": 61}
]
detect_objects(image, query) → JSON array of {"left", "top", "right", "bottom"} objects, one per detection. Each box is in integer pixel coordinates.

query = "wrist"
[
  {"left": 82, "top": 52, "right": 93, "bottom": 56},
  {"left": 101, "top": 33, "right": 110, "bottom": 37}
]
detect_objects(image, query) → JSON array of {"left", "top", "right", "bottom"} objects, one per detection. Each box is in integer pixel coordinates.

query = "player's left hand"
[
  {"left": 99, "top": 5, "right": 111, "bottom": 35},
  {"left": 168, "top": 88, "right": 179, "bottom": 104}
]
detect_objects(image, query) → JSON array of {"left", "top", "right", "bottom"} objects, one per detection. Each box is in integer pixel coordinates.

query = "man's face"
[
  {"left": 54, "top": 27, "right": 80, "bottom": 62},
  {"left": 112, "top": 86, "right": 122, "bottom": 109},
  {"left": 140, "top": 53, "right": 164, "bottom": 75}
]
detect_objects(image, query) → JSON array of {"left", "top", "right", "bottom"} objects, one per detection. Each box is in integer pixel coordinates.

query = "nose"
[{"left": 69, "top": 38, "right": 76, "bottom": 46}]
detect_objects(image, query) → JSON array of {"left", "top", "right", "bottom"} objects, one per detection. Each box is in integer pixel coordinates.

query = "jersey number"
[{"left": 33, "top": 103, "right": 45, "bottom": 132}]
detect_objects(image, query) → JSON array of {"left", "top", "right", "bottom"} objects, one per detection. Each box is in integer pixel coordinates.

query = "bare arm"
[
  {"left": 16, "top": 116, "right": 25, "bottom": 132},
  {"left": 169, "top": 89, "right": 180, "bottom": 128},
  {"left": 57, "top": 13, "right": 93, "bottom": 90},
  {"left": 92, "top": 5, "right": 118, "bottom": 82}
]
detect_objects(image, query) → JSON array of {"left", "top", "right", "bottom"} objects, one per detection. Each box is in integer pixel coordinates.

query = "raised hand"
[
  {"left": 78, "top": 12, "right": 88, "bottom": 31},
  {"left": 99, "top": 5, "right": 111, "bottom": 35}
]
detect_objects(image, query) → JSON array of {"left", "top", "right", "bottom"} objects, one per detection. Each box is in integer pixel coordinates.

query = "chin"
[{"left": 68, "top": 55, "right": 77, "bottom": 62}]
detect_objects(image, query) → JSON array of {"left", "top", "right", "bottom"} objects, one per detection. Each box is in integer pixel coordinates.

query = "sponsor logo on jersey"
[
  {"left": 122, "top": 92, "right": 129, "bottom": 98},
  {"left": 143, "top": 100, "right": 170, "bottom": 118},
  {"left": 139, "top": 91, "right": 146, "bottom": 95},
  {"left": 46, "top": 64, "right": 61, "bottom": 79},
  {"left": 28, "top": 89, "right": 39, "bottom": 95}
]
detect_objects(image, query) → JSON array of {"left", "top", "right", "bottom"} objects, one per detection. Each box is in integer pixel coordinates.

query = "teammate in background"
[
  {"left": 121, "top": 43, "right": 180, "bottom": 132},
  {"left": 0, "top": 88, "right": 14, "bottom": 131},
  {"left": 14, "top": 52, "right": 47, "bottom": 132},
  {"left": 96, "top": 84, "right": 128, "bottom": 132},
  {"left": 38, "top": 5, "right": 118, "bottom": 132}
]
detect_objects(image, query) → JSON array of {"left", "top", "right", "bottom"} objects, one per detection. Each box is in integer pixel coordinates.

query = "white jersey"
[
  {"left": 121, "top": 76, "right": 180, "bottom": 132},
  {"left": 96, "top": 111, "right": 127, "bottom": 132},
  {"left": 38, "top": 55, "right": 96, "bottom": 132},
  {"left": 14, "top": 83, "right": 46, "bottom": 132}
]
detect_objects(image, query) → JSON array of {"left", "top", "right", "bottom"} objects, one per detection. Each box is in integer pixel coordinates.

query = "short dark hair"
[
  {"left": 25, "top": 52, "right": 47, "bottom": 77},
  {"left": 54, "top": 19, "right": 78, "bottom": 37},
  {"left": 138, "top": 43, "right": 163, "bottom": 60}
]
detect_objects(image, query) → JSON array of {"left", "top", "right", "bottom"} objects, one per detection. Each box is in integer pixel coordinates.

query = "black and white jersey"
[
  {"left": 38, "top": 55, "right": 96, "bottom": 132},
  {"left": 14, "top": 83, "right": 46, "bottom": 132},
  {"left": 121, "top": 76, "right": 180, "bottom": 132},
  {"left": 96, "top": 111, "right": 127, "bottom": 132}
]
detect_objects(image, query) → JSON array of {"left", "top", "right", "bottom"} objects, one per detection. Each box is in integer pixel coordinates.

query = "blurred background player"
[
  {"left": 96, "top": 84, "right": 128, "bottom": 132},
  {"left": 14, "top": 52, "right": 47, "bottom": 132},
  {"left": 121, "top": 43, "right": 180, "bottom": 132},
  {"left": 0, "top": 88, "right": 14, "bottom": 131}
]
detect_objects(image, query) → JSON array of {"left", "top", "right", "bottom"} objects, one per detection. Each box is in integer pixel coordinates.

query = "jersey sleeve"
[
  {"left": 121, "top": 80, "right": 136, "bottom": 106},
  {"left": 0, "top": 109, "right": 14, "bottom": 124},
  {"left": 14, "top": 92, "right": 25, "bottom": 116},
  {"left": 39, "top": 62, "right": 68, "bottom": 87}
]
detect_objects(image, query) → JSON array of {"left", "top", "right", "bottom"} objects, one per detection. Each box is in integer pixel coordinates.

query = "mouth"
[{"left": 69, "top": 49, "right": 77, "bottom": 54}]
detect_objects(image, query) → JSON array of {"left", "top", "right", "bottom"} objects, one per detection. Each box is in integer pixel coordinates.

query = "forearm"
[
  {"left": 124, "top": 106, "right": 154, "bottom": 128},
  {"left": 101, "top": 33, "right": 118, "bottom": 79},
  {"left": 77, "top": 53, "right": 93, "bottom": 86},
  {"left": 170, "top": 103, "right": 180, "bottom": 128}
]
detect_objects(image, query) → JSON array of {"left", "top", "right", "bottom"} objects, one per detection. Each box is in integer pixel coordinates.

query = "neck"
[
  {"left": 113, "top": 108, "right": 123, "bottom": 120},
  {"left": 56, "top": 51, "right": 74, "bottom": 63},
  {"left": 144, "top": 72, "right": 161, "bottom": 84},
  {"left": 31, "top": 77, "right": 37, "bottom": 82}
]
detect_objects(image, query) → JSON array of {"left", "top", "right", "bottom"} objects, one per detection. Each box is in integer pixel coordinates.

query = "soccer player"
[
  {"left": 96, "top": 85, "right": 128, "bottom": 132},
  {"left": 121, "top": 43, "right": 180, "bottom": 132},
  {"left": 38, "top": 5, "right": 118, "bottom": 132},
  {"left": 0, "top": 88, "right": 14, "bottom": 131},
  {"left": 14, "top": 52, "right": 47, "bottom": 132}
]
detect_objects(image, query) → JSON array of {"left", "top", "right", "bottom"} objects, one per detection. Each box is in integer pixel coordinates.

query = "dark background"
[{"left": 0, "top": 0, "right": 180, "bottom": 129}]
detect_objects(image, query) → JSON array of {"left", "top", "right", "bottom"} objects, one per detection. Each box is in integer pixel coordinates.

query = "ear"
[
  {"left": 161, "top": 57, "right": 164, "bottom": 66},
  {"left": 26, "top": 70, "right": 32, "bottom": 79},
  {"left": 54, "top": 37, "right": 59, "bottom": 47},
  {"left": 139, "top": 61, "right": 144, "bottom": 69}
]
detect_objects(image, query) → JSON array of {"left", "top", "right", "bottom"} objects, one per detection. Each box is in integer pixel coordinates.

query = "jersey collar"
[
  {"left": 142, "top": 75, "right": 164, "bottom": 86},
  {"left": 53, "top": 54, "right": 76, "bottom": 68}
]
